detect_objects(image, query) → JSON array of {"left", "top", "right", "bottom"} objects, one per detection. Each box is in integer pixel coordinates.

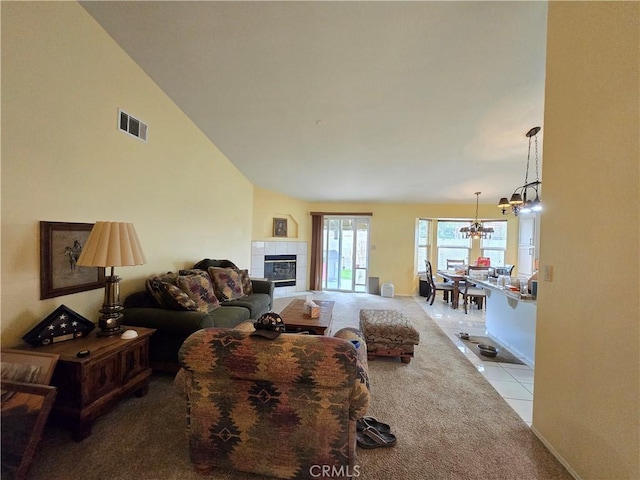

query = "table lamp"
[{"left": 76, "top": 222, "right": 146, "bottom": 336}]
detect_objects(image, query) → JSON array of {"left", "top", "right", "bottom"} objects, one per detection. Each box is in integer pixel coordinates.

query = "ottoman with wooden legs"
[{"left": 359, "top": 309, "right": 420, "bottom": 364}]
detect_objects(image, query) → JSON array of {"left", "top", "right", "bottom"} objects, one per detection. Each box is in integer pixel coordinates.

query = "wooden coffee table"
[{"left": 279, "top": 299, "right": 334, "bottom": 336}]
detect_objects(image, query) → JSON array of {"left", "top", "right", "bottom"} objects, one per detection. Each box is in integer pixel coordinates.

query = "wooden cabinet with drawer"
[{"left": 19, "top": 326, "right": 155, "bottom": 441}]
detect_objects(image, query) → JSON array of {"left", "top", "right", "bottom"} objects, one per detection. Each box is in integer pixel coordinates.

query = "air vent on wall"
[{"left": 118, "top": 109, "right": 148, "bottom": 142}]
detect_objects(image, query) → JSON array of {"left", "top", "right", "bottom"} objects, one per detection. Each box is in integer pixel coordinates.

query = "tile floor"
[{"left": 413, "top": 293, "right": 535, "bottom": 426}]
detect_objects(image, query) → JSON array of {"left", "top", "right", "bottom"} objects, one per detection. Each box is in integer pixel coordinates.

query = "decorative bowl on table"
[
  {"left": 477, "top": 344, "right": 498, "bottom": 357},
  {"left": 459, "top": 332, "right": 470, "bottom": 340}
]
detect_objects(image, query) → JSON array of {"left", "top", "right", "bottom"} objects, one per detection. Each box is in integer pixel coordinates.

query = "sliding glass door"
[{"left": 323, "top": 216, "right": 370, "bottom": 292}]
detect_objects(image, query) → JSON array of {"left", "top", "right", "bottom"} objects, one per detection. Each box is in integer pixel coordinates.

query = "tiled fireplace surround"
[{"left": 251, "top": 241, "right": 308, "bottom": 297}]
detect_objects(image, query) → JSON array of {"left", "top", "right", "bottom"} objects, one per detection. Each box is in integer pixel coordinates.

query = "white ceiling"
[{"left": 81, "top": 1, "right": 547, "bottom": 205}]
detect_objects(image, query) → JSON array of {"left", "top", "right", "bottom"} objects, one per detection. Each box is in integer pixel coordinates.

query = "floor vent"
[{"left": 118, "top": 109, "right": 148, "bottom": 142}]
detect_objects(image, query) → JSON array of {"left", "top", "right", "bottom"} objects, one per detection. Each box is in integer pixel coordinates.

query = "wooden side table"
[{"left": 16, "top": 326, "right": 155, "bottom": 441}]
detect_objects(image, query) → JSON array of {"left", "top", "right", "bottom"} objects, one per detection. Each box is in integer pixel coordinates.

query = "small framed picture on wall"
[{"left": 273, "top": 218, "right": 287, "bottom": 237}]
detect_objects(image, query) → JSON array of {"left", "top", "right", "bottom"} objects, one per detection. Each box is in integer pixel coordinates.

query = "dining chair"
[
  {"left": 462, "top": 266, "right": 489, "bottom": 314},
  {"left": 446, "top": 259, "right": 466, "bottom": 270},
  {"left": 494, "top": 264, "right": 515, "bottom": 277},
  {"left": 467, "top": 265, "right": 490, "bottom": 277},
  {"left": 424, "top": 260, "right": 455, "bottom": 305},
  {"left": 442, "top": 259, "right": 468, "bottom": 298}
]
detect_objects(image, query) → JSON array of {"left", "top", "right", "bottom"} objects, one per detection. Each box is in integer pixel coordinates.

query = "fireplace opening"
[{"left": 264, "top": 254, "right": 296, "bottom": 287}]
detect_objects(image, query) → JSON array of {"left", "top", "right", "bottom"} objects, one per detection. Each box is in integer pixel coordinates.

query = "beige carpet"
[{"left": 26, "top": 293, "right": 571, "bottom": 480}]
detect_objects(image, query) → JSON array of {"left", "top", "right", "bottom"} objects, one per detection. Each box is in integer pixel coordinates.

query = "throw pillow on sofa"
[
  {"left": 208, "top": 267, "right": 244, "bottom": 301},
  {"left": 177, "top": 269, "right": 220, "bottom": 313},
  {"left": 192, "top": 259, "right": 253, "bottom": 295},
  {"left": 238, "top": 269, "right": 253, "bottom": 296},
  {"left": 146, "top": 272, "right": 199, "bottom": 311}
]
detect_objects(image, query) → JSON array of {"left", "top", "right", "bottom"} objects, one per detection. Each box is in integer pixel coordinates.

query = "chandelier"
[
  {"left": 460, "top": 192, "right": 494, "bottom": 240},
  {"left": 498, "top": 126, "right": 543, "bottom": 216}
]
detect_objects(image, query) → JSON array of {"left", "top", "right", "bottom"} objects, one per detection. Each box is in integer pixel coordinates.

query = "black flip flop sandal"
[
  {"left": 356, "top": 416, "right": 391, "bottom": 433},
  {"left": 356, "top": 426, "right": 397, "bottom": 449}
]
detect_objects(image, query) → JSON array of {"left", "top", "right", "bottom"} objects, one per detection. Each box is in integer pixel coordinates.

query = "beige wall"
[
  {"left": 252, "top": 188, "right": 518, "bottom": 295},
  {"left": 252, "top": 186, "right": 310, "bottom": 243},
  {"left": 6, "top": 3, "right": 637, "bottom": 479},
  {"left": 1, "top": 2, "right": 254, "bottom": 347},
  {"left": 534, "top": 2, "right": 639, "bottom": 479},
  {"left": 306, "top": 202, "right": 517, "bottom": 295}
]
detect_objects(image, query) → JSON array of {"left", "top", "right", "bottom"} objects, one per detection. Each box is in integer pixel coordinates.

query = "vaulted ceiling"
[{"left": 81, "top": 1, "right": 547, "bottom": 204}]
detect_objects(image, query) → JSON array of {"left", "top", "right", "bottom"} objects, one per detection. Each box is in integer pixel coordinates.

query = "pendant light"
[
  {"left": 460, "top": 192, "right": 494, "bottom": 240},
  {"left": 498, "top": 126, "right": 543, "bottom": 216}
]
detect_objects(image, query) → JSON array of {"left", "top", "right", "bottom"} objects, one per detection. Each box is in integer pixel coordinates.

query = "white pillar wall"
[{"left": 251, "top": 241, "right": 308, "bottom": 296}]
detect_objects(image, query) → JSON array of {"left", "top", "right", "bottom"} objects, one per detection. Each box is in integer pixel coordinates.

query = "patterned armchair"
[{"left": 175, "top": 327, "right": 370, "bottom": 479}]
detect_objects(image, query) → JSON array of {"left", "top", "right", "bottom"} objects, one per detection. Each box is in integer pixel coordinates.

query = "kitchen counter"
[
  {"left": 471, "top": 277, "right": 537, "bottom": 366},
  {"left": 470, "top": 277, "right": 537, "bottom": 303}
]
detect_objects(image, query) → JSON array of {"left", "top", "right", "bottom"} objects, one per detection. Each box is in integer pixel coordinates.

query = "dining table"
[{"left": 436, "top": 270, "right": 466, "bottom": 309}]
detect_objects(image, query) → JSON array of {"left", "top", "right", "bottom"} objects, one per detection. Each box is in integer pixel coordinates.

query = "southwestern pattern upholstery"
[
  {"left": 176, "top": 269, "right": 220, "bottom": 313},
  {"left": 208, "top": 266, "right": 245, "bottom": 301},
  {"left": 146, "top": 272, "right": 199, "bottom": 311},
  {"left": 238, "top": 269, "right": 253, "bottom": 295},
  {"left": 175, "top": 328, "right": 370, "bottom": 479},
  {"left": 333, "top": 327, "right": 370, "bottom": 391},
  {"left": 359, "top": 309, "right": 420, "bottom": 364}
]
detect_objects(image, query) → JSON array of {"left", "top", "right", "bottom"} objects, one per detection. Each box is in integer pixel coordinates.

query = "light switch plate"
[{"left": 543, "top": 265, "right": 553, "bottom": 282}]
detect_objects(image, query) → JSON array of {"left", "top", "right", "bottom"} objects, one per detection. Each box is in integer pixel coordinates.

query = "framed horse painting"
[{"left": 39, "top": 221, "right": 105, "bottom": 299}]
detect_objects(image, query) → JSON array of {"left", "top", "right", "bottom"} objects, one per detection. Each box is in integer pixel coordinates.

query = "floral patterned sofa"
[{"left": 174, "top": 326, "right": 370, "bottom": 479}]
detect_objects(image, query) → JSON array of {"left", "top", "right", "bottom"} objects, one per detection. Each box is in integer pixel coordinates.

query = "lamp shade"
[
  {"left": 76, "top": 222, "right": 146, "bottom": 268},
  {"left": 498, "top": 197, "right": 510, "bottom": 208},
  {"left": 509, "top": 193, "right": 523, "bottom": 205}
]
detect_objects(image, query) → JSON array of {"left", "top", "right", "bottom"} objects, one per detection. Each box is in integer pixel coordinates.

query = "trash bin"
[
  {"left": 419, "top": 276, "right": 432, "bottom": 298},
  {"left": 368, "top": 277, "right": 380, "bottom": 295},
  {"left": 381, "top": 282, "right": 395, "bottom": 298}
]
